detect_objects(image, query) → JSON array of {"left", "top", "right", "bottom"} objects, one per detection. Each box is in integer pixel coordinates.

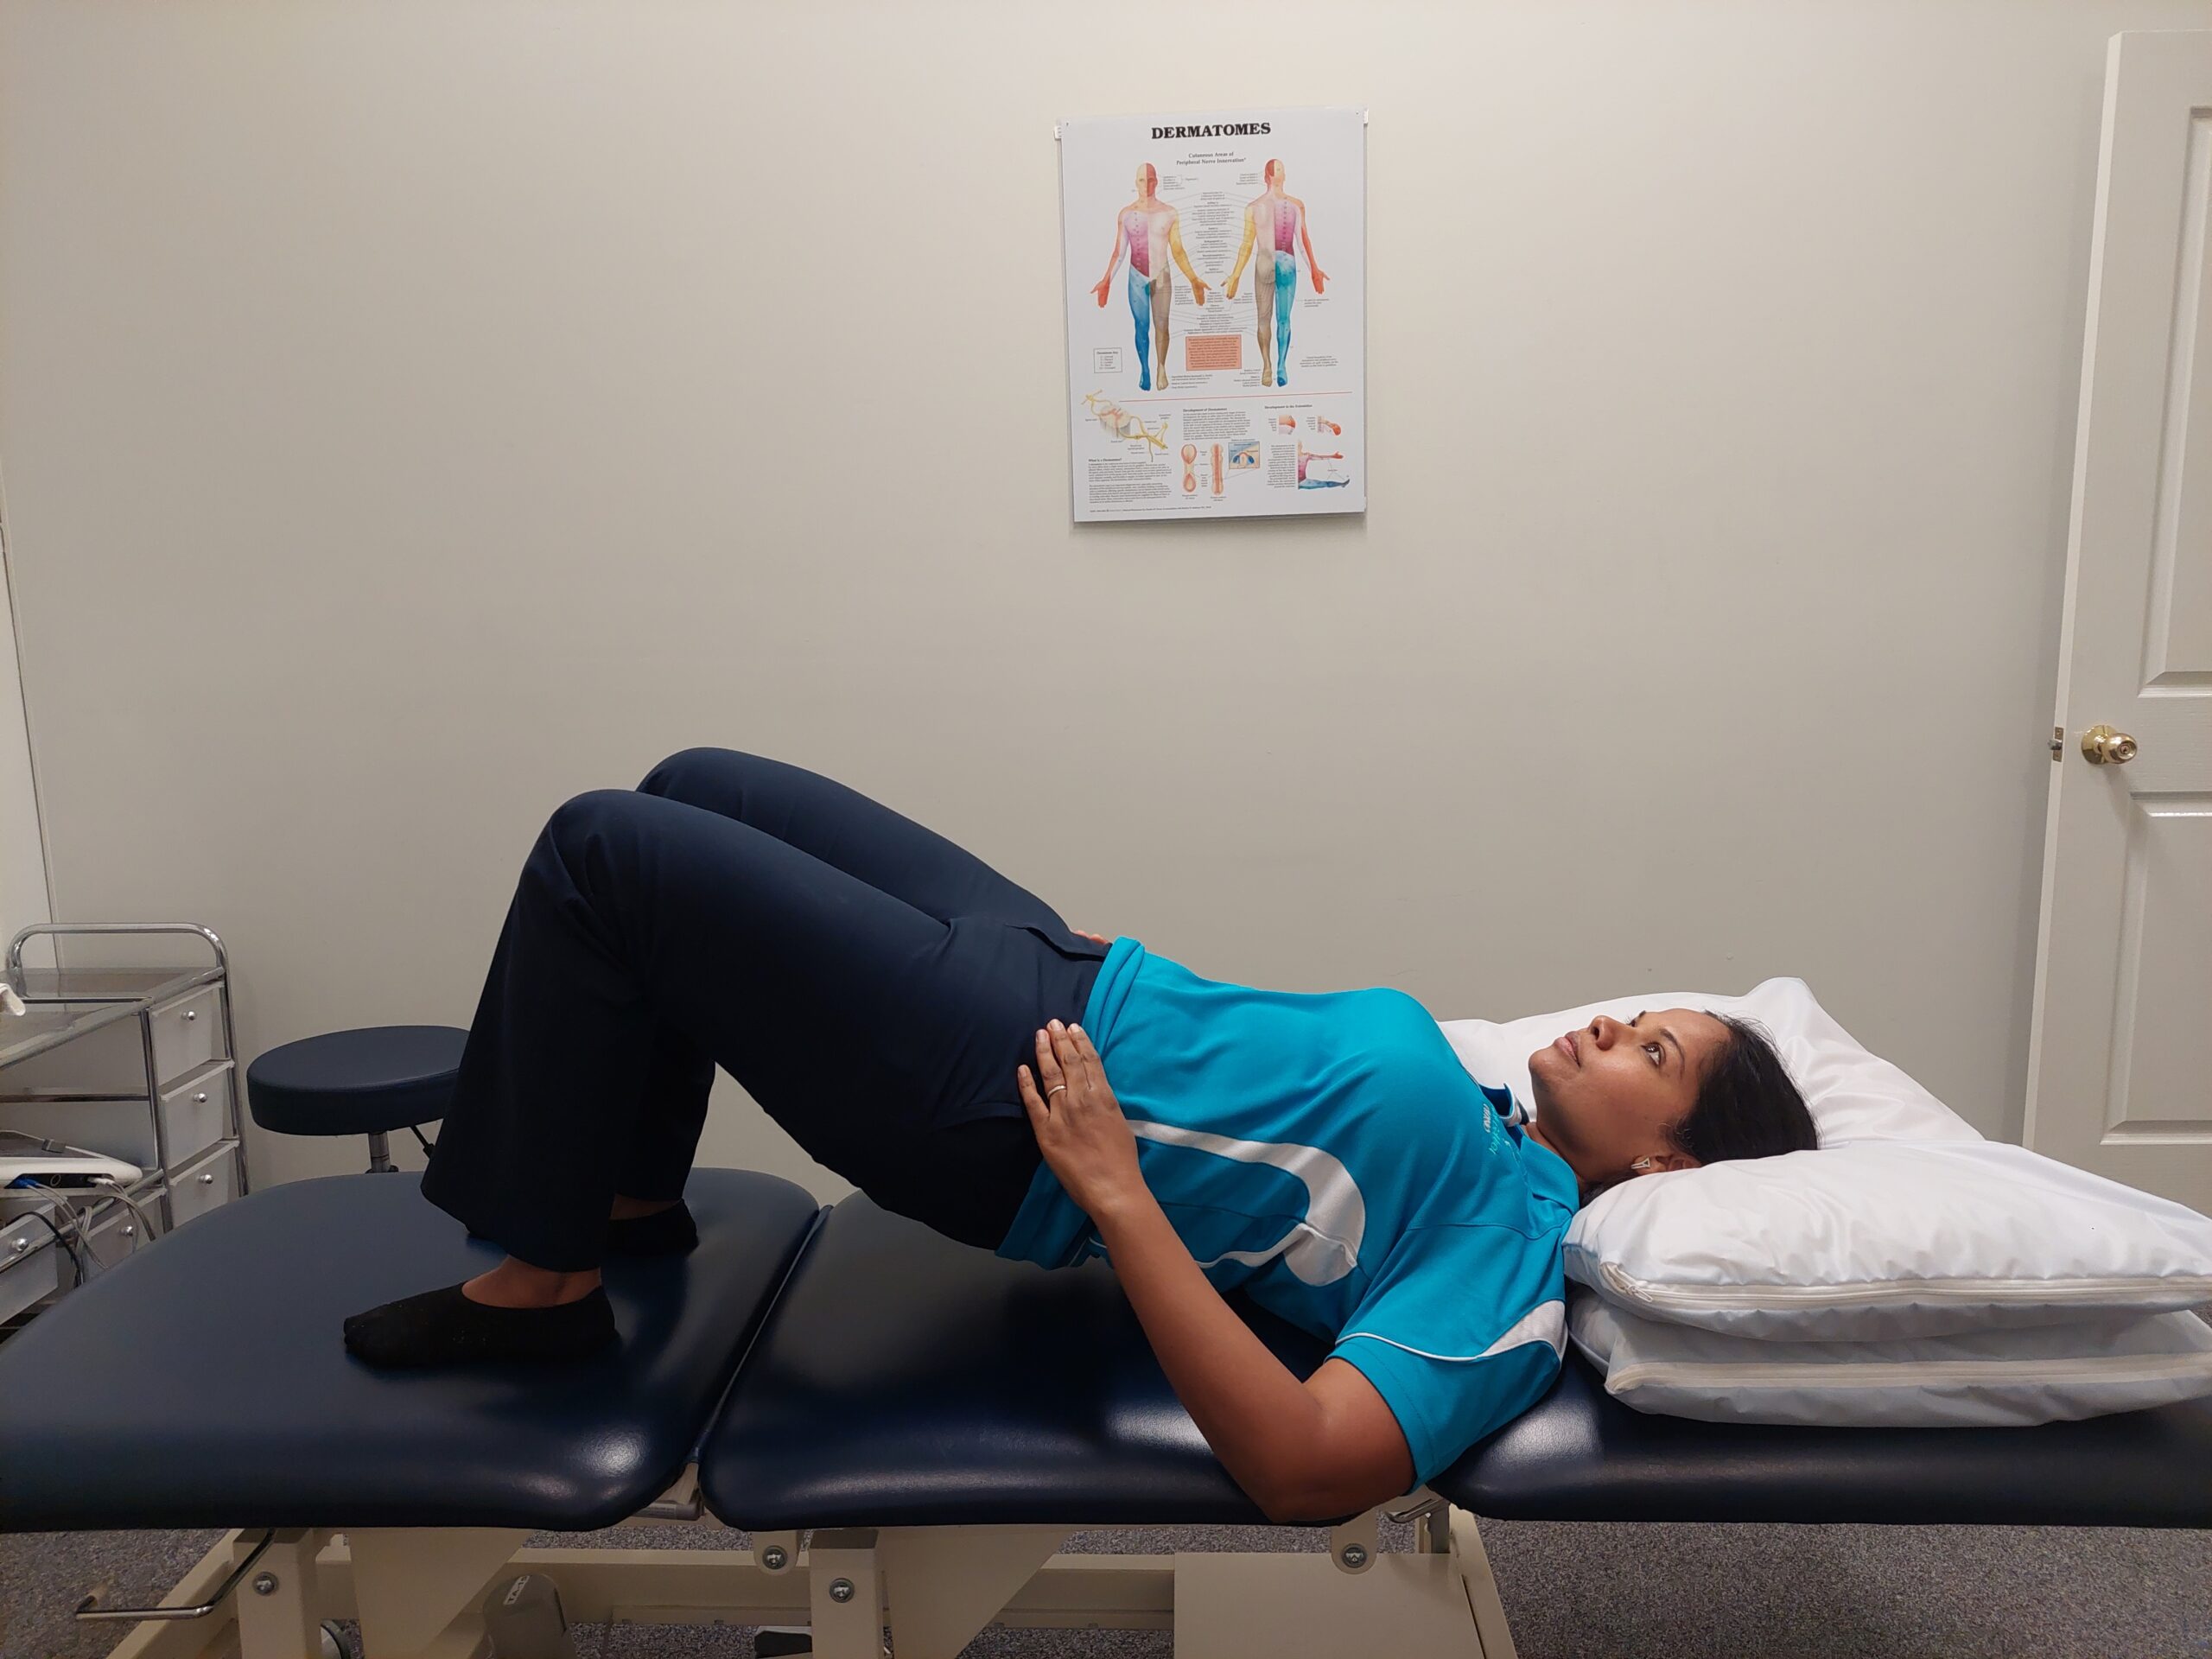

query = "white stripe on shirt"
[
  {"left": 1125, "top": 1118, "right": 1367, "bottom": 1285},
  {"left": 1338, "top": 1299, "right": 1567, "bottom": 1364}
]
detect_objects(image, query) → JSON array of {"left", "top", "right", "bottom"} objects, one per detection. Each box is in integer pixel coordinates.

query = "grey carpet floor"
[{"left": 4, "top": 1517, "right": 2208, "bottom": 1658}]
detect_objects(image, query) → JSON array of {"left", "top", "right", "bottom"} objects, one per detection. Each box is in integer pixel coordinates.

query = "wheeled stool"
[{"left": 245, "top": 1026, "right": 468, "bottom": 1173}]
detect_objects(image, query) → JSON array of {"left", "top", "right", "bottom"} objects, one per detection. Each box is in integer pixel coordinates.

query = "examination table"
[{"left": 2, "top": 1170, "right": 2207, "bottom": 1659}]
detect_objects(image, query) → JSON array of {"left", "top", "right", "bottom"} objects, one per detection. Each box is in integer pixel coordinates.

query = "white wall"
[{"left": 2, "top": 0, "right": 2196, "bottom": 1192}]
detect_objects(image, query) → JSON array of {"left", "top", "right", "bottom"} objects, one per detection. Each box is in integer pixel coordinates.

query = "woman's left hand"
[{"left": 1019, "top": 1020, "right": 1145, "bottom": 1221}]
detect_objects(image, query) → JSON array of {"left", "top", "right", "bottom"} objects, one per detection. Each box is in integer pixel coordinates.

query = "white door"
[
  {"left": 0, "top": 516, "right": 48, "bottom": 951},
  {"left": 2024, "top": 31, "right": 2212, "bottom": 1211}
]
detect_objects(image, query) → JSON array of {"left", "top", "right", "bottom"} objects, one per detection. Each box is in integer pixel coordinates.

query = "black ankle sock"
[
  {"left": 606, "top": 1202, "right": 696, "bottom": 1255},
  {"left": 343, "top": 1282, "right": 617, "bottom": 1370}
]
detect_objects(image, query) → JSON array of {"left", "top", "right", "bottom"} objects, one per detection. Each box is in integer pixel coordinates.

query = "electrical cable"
[
  {"left": 88, "top": 1177, "right": 159, "bottom": 1258},
  {"left": 8, "top": 1205, "right": 85, "bottom": 1287},
  {"left": 16, "top": 1178, "right": 98, "bottom": 1276},
  {"left": 5, "top": 1131, "right": 160, "bottom": 1277}
]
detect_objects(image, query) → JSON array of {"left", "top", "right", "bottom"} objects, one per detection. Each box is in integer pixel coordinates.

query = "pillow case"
[
  {"left": 1437, "top": 977, "right": 2212, "bottom": 1340},
  {"left": 1567, "top": 1288, "right": 2212, "bottom": 1427},
  {"left": 1563, "top": 1137, "right": 2212, "bottom": 1338}
]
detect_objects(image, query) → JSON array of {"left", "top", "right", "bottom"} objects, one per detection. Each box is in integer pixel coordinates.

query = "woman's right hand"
[
  {"left": 1071, "top": 927, "right": 1112, "bottom": 947},
  {"left": 1019, "top": 1022, "right": 1144, "bottom": 1222}
]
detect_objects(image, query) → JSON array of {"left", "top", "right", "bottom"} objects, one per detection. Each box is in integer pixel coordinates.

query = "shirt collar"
[
  {"left": 1477, "top": 1080, "right": 1527, "bottom": 1127},
  {"left": 1478, "top": 1081, "right": 1581, "bottom": 1212}
]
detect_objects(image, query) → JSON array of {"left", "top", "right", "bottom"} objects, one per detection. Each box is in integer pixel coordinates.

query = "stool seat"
[{"left": 247, "top": 1025, "right": 468, "bottom": 1137}]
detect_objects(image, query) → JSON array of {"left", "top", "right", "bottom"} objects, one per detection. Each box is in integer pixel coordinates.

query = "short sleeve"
[{"left": 1327, "top": 1224, "right": 1567, "bottom": 1491}]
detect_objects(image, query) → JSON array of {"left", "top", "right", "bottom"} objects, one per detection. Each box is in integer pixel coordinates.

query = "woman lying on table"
[{"left": 346, "top": 747, "right": 1815, "bottom": 1522}]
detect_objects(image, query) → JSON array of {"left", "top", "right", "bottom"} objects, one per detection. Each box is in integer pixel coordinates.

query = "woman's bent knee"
[
  {"left": 636, "top": 746, "right": 755, "bottom": 799},
  {"left": 638, "top": 747, "right": 714, "bottom": 796},
  {"left": 545, "top": 788, "right": 643, "bottom": 846}
]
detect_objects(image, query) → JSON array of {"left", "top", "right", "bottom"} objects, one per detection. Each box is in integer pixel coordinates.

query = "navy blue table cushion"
[
  {"left": 247, "top": 1026, "right": 468, "bottom": 1136},
  {"left": 702, "top": 1196, "right": 1336, "bottom": 1529},
  {"left": 0, "top": 1169, "right": 821, "bottom": 1533},
  {"left": 1436, "top": 1346, "right": 2212, "bottom": 1528}
]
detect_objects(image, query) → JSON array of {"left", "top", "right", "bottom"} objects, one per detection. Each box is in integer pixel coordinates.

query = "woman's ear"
[{"left": 1640, "top": 1149, "right": 1700, "bottom": 1175}]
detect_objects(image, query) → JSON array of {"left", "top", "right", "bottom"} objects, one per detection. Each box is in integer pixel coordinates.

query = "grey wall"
[{"left": 4, "top": 0, "right": 2198, "bottom": 1192}]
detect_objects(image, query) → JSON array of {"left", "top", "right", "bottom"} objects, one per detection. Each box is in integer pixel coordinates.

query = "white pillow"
[
  {"left": 1438, "top": 976, "right": 2212, "bottom": 1339},
  {"left": 1566, "top": 1138, "right": 2212, "bottom": 1338},
  {"left": 1567, "top": 1288, "right": 2212, "bottom": 1427}
]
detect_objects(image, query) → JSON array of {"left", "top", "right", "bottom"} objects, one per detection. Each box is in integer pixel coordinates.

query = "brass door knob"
[{"left": 2081, "top": 724, "right": 2139, "bottom": 765}]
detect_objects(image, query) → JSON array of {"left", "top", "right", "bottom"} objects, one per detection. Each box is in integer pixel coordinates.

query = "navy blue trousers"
[{"left": 420, "top": 748, "right": 1109, "bottom": 1272}]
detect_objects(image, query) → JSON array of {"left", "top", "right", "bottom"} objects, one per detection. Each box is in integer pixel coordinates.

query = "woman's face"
[{"left": 1526, "top": 1008, "right": 1730, "bottom": 1189}]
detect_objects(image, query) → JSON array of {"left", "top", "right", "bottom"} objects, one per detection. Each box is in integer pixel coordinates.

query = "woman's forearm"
[
  {"left": 1019, "top": 1020, "right": 1330, "bottom": 1518},
  {"left": 1091, "top": 1190, "right": 1323, "bottom": 1519}
]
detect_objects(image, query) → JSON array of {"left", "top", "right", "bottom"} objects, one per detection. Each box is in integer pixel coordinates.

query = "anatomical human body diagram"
[{"left": 1061, "top": 106, "right": 1364, "bottom": 523}]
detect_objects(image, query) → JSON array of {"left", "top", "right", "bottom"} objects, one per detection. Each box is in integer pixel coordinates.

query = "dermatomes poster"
[{"left": 1060, "top": 105, "right": 1366, "bottom": 523}]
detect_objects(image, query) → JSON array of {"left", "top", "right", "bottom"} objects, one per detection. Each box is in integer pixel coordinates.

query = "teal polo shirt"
[{"left": 995, "top": 936, "right": 1582, "bottom": 1491}]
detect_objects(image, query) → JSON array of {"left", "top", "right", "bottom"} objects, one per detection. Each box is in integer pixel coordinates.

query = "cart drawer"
[
  {"left": 149, "top": 986, "right": 226, "bottom": 1088},
  {"left": 81, "top": 1193, "right": 165, "bottom": 1274},
  {"left": 158, "top": 1062, "right": 233, "bottom": 1168},
  {"left": 168, "top": 1143, "right": 239, "bottom": 1229},
  {"left": 1, "top": 1211, "right": 64, "bottom": 1323}
]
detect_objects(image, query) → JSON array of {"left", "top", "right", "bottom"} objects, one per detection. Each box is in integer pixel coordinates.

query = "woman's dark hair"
[{"left": 1667, "top": 1013, "right": 1818, "bottom": 1165}]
